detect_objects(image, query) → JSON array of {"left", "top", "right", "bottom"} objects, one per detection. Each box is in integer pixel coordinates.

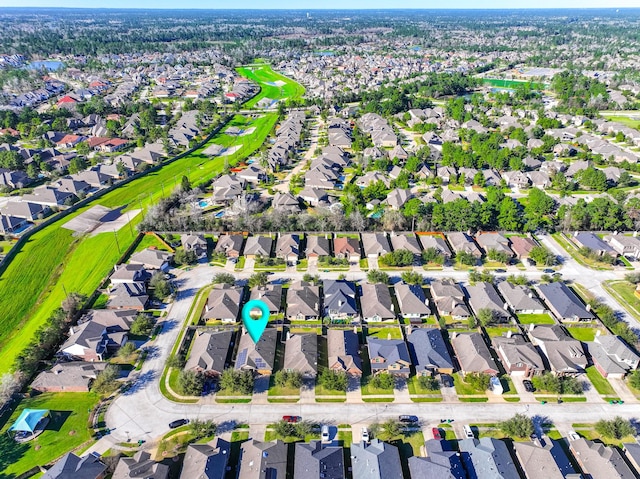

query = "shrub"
[
  {"left": 318, "top": 369, "right": 348, "bottom": 392},
  {"left": 499, "top": 413, "right": 534, "bottom": 438},
  {"left": 177, "top": 370, "right": 204, "bottom": 396},
  {"left": 595, "top": 417, "right": 635, "bottom": 439},
  {"left": 367, "top": 269, "right": 390, "bottom": 284},
  {"left": 219, "top": 369, "right": 254, "bottom": 395}
]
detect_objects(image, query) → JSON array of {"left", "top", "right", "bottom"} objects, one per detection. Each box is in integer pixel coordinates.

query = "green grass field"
[
  {"left": 236, "top": 63, "right": 305, "bottom": 108},
  {"left": 482, "top": 78, "right": 546, "bottom": 90},
  {"left": 516, "top": 313, "right": 556, "bottom": 324},
  {"left": 0, "top": 392, "right": 99, "bottom": 477},
  {"left": 599, "top": 114, "right": 640, "bottom": 129},
  {"left": 585, "top": 365, "right": 616, "bottom": 396}
]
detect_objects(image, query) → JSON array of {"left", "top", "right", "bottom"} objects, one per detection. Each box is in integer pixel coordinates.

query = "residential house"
[
  {"left": 509, "top": 236, "right": 538, "bottom": 260},
  {"left": 112, "top": 451, "right": 169, "bottom": 479},
  {"left": 185, "top": 331, "right": 233, "bottom": 377},
  {"left": 528, "top": 324, "right": 588, "bottom": 375},
  {"left": 408, "top": 440, "right": 465, "bottom": 479},
  {"left": 389, "top": 233, "right": 422, "bottom": 257},
  {"left": 110, "top": 263, "right": 150, "bottom": 286},
  {"left": 41, "top": 452, "right": 107, "bottom": 479},
  {"left": 476, "top": 232, "right": 514, "bottom": 258},
  {"left": 465, "top": 282, "right": 510, "bottom": 322},
  {"left": 384, "top": 189, "right": 413, "bottom": 210},
  {"left": 244, "top": 235, "right": 273, "bottom": 259},
  {"left": 535, "top": 282, "right": 595, "bottom": 322},
  {"left": 497, "top": 282, "right": 546, "bottom": 315},
  {"left": 60, "top": 309, "right": 137, "bottom": 361},
  {"left": 22, "top": 185, "right": 76, "bottom": 207},
  {"left": 458, "top": 438, "right": 520, "bottom": 479},
  {"left": 327, "top": 329, "right": 362, "bottom": 376},
  {"left": 360, "top": 283, "right": 395, "bottom": 322},
  {"left": 298, "top": 186, "right": 328, "bottom": 206},
  {"left": 333, "top": 236, "right": 361, "bottom": 262},
  {"left": 447, "top": 232, "right": 482, "bottom": 259},
  {"left": 587, "top": 334, "right": 640, "bottom": 379},
  {"left": 572, "top": 232, "right": 617, "bottom": 258},
  {"left": 181, "top": 234, "right": 207, "bottom": 259},
  {"left": 430, "top": 279, "right": 471, "bottom": 319},
  {"left": 306, "top": 235, "right": 332, "bottom": 258},
  {"left": 237, "top": 440, "right": 288, "bottom": 479},
  {"left": 273, "top": 192, "right": 301, "bottom": 212},
  {"left": 129, "top": 247, "right": 173, "bottom": 271},
  {"left": 451, "top": 333, "right": 500, "bottom": 376},
  {"left": 214, "top": 234, "right": 244, "bottom": 258},
  {"left": 294, "top": 441, "right": 344, "bottom": 479},
  {"left": 513, "top": 440, "right": 577, "bottom": 479},
  {"left": 32, "top": 362, "right": 108, "bottom": 393},
  {"left": 284, "top": 333, "right": 318, "bottom": 379},
  {"left": 237, "top": 164, "right": 267, "bottom": 184},
  {"left": 323, "top": 280, "right": 358, "bottom": 321},
  {"left": 286, "top": 281, "right": 320, "bottom": 321},
  {"left": 570, "top": 438, "right": 636, "bottom": 479},
  {"left": 0, "top": 214, "right": 27, "bottom": 234},
  {"left": 202, "top": 285, "right": 244, "bottom": 322},
  {"left": 492, "top": 333, "right": 545, "bottom": 377},
  {"left": 604, "top": 234, "right": 640, "bottom": 260},
  {"left": 394, "top": 283, "right": 430, "bottom": 321},
  {"left": 367, "top": 337, "right": 411, "bottom": 376},
  {"left": 622, "top": 443, "right": 640, "bottom": 476},
  {"left": 418, "top": 235, "right": 453, "bottom": 259},
  {"left": 180, "top": 439, "right": 230, "bottom": 479},
  {"left": 276, "top": 233, "right": 300, "bottom": 265},
  {"left": 234, "top": 329, "right": 277, "bottom": 375},
  {"left": 361, "top": 233, "right": 391, "bottom": 258},
  {"left": 1, "top": 200, "right": 48, "bottom": 221},
  {"left": 351, "top": 440, "right": 403, "bottom": 479},
  {"left": 250, "top": 285, "right": 282, "bottom": 314},
  {"left": 407, "top": 328, "right": 454, "bottom": 376}
]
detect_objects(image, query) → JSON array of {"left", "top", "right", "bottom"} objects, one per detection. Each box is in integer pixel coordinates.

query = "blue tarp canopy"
[{"left": 9, "top": 409, "right": 49, "bottom": 433}]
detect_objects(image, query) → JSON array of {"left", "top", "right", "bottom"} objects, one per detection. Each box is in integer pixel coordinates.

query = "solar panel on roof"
[{"left": 236, "top": 349, "right": 248, "bottom": 365}]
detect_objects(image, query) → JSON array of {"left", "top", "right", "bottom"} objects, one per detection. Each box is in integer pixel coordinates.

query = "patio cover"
[{"left": 9, "top": 409, "right": 49, "bottom": 433}]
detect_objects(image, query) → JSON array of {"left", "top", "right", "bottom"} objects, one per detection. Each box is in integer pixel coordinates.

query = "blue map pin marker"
[{"left": 242, "top": 299, "right": 270, "bottom": 343}]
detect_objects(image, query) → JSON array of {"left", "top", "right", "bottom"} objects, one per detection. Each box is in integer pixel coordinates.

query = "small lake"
[{"left": 28, "top": 61, "right": 65, "bottom": 71}]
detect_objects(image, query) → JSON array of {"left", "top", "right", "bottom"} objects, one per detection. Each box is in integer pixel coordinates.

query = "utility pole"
[{"left": 113, "top": 230, "right": 121, "bottom": 253}]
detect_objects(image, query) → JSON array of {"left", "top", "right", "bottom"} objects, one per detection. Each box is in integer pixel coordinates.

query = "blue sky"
[{"left": 0, "top": 0, "right": 638, "bottom": 8}]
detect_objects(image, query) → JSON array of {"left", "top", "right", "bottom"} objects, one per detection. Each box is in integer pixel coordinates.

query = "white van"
[{"left": 464, "top": 425, "right": 474, "bottom": 438}]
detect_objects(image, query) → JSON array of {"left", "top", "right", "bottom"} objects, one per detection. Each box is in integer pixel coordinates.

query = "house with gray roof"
[
  {"left": 513, "top": 440, "right": 577, "bottom": 479},
  {"left": 129, "top": 247, "right": 173, "bottom": 271},
  {"left": 306, "top": 235, "right": 332, "bottom": 258},
  {"left": 237, "top": 164, "right": 266, "bottom": 184},
  {"left": 572, "top": 232, "right": 617, "bottom": 258},
  {"left": 394, "top": 283, "right": 430, "bottom": 320},
  {"left": 384, "top": 189, "right": 413, "bottom": 210},
  {"left": 492, "top": 333, "right": 545, "bottom": 377},
  {"left": 203, "top": 285, "right": 244, "bottom": 322},
  {"left": 244, "top": 235, "right": 273, "bottom": 259},
  {"left": 1, "top": 200, "right": 48, "bottom": 221},
  {"left": 294, "top": 441, "right": 345, "bottom": 479},
  {"left": 323, "top": 280, "right": 358, "bottom": 321},
  {"left": 250, "top": 285, "right": 282, "bottom": 314},
  {"left": 234, "top": 329, "right": 277, "bottom": 375},
  {"left": 528, "top": 324, "right": 588, "bottom": 375},
  {"left": 272, "top": 192, "right": 301, "bottom": 212},
  {"left": 465, "top": 282, "right": 510, "bottom": 322},
  {"left": 408, "top": 440, "right": 465, "bottom": 479},
  {"left": 284, "top": 333, "right": 317, "bottom": 378},
  {"left": 476, "top": 232, "right": 514, "bottom": 258},
  {"left": 276, "top": 233, "right": 300, "bottom": 264},
  {"left": 430, "top": 279, "right": 471, "bottom": 319},
  {"left": 181, "top": 234, "right": 207, "bottom": 259},
  {"left": 214, "top": 234, "right": 244, "bottom": 258},
  {"left": 587, "top": 334, "right": 640, "bottom": 379},
  {"left": 185, "top": 330, "right": 233, "bottom": 377},
  {"left": 32, "top": 362, "right": 108, "bottom": 393},
  {"left": 389, "top": 233, "right": 422, "bottom": 256},
  {"left": 451, "top": 332, "right": 500, "bottom": 376},
  {"left": 622, "top": 442, "right": 640, "bottom": 475},
  {"left": 327, "top": 329, "right": 362, "bottom": 376},
  {"left": 497, "top": 282, "right": 546, "bottom": 315},
  {"left": 367, "top": 337, "right": 411, "bottom": 376},
  {"left": 447, "top": 232, "right": 482, "bottom": 258},
  {"left": 42, "top": 452, "right": 107, "bottom": 479},
  {"left": 535, "top": 282, "right": 594, "bottom": 322},
  {"left": 604, "top": 234, "right": 640, "bottom": 260},
  {"left": 298, "top": 187, "right": 328, "bottom": 206},
  {"left": 360, "top": 283, "right": 395, "bottom": 322},
  {"left": 361, "top": 233, "right": 391, "bottom": 258},
  {"left": 180, "top": 439, "right": 230, "bottom": 479},
  {"left": 286, "top": 281, "right": 320, "bottom": 321},
  {"left": 112, "top": 451, "right": 169, "bottom": 479},
  {"left": 418, "top": 234, "right": 453, "bottom": 259},
  {"left": 106, "top": 283, "right": 148, "bottom": 311},
  {"left": 238, "top": 440, "right": 288, "bottom": 479},
  {"left": 407, "top": 328, "right": 454, "bottom": 376},
  {"left": 459, "top": 438, "right": 520, "bottom": 479},
  {"left": 351, "top": 440, "right": 402, "bottom": 479},
  {"left": 570, "top": 438, "right": 636, "bottom": 479}
]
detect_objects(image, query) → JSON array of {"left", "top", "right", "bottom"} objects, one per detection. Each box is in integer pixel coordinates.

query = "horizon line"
[{"left": 0, "top": 6, "right": 638, "bottom": 10}]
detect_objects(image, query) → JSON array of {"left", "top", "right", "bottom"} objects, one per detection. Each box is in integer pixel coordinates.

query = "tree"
[
  {"left": 0, "top": 372, "right": 23, "bottom": 407},
  {"left": 181, "top": 175, "right": 191, "bottom": 191},
  {"left": 595, "top": 417, "right": 635, "bottom": 440},
  {"left": 506, "top": 274, "right": 528, "bottom": 286},
  {"left": 380, "top": 249, "right": 414, "bottom": 267},
  {"left": 212, "top": 273, "right": 235, "bottom": 285},
  {"left": 117, "top": 341, "right": 136, "bottom": 358},
  {"left": 417, "top": 375, "right": 439, "bottom": 391},
  {"left": 177, "top": 370, "right": 204, "bottom": 396},
  {"left": 628, "top": 370, "right": 640, "bottom": 390},
  {"left": 371, "top": 373, "right": 395, "bottom": 389},
  {"left": 465, "top": 372, "right": 491, "bottom": 392},
  {"left": 457, "top": 251, "right": 477, "bottom": 266},
  {"left": 150, "top": 272, "right": 171, "bottom": 300},
  {"left": 477, "top": 308, "right": 496, "bottom": 326},
  {"left": 189, "top": 419, "right": 217, "bottom": 439},
  {"left": 273, "top": 420, "right": 296, "bottom": 439},
  {"left": 401, "top": 270, "right": 424, "bottom": 285},
  {"left": 91, "top": 365, "right": 120, "bottom": 395},
  {"left": 248, "top": 272, "right": 269, "bottom": 288},
  {"left": 130, "top": 314, "right": 154, "bottom": 336},
  {"left": 318, "top": 369, "right": 348, "bottom": 392},
  {"left": 174, "top": 248, "right": 197, "bottom": 265},
  {"left": 68, "top": 156, "right": 87, "bottom": 175},
  {"left": 274, "top": 370, "right": 302, "bottom": 389},
  {"left": 499, "top": 414, "right": 534, "bottom": 438},
  {"left": 529, "top": 246, "right": 556, "bottom": 266},
  {"left": 219, "top": 369, "right": 254, "bottom": 394},
  {"left": 422, "top": 247, "right": 445, "bottom": 265},
  {"left": 487, "top": 248, "right": 509, "bottom": 264},
  {"left": 377, "top": 418, "right": 402, "bottom": 440},
  {"left": 367, "top": 269, "right": 389, "bottom": 284}
]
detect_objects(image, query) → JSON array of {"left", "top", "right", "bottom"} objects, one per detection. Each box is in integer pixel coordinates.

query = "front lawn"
[
  {"left": 453, "top": 373, "right": 487, "bottom": 396},
  {"left": 603, "top": 281, "right": 640, "bottom": 322},
  {"left": 585, "top": 366, "right": 616, "bottom": 396}
]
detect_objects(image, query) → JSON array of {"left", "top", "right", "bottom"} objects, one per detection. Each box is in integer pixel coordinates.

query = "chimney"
[
  {"left": 286, "top": 331, "right": 291, "bottom": 341},
  {"left": 528, "top": 292, "right": 533, "bottom": 298},
  {"left": 586, "top": 304, "right": 591, "bottom": 312}
]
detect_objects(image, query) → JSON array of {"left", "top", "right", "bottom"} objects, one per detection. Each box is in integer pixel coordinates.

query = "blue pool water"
[
  {"left": 28, "top": 60, "right": 64, "bottom": 71},
  {"left": 215, "top": 211, "right": 225, "bottom": 218},
  {"left": 199, "top": 200, "right": 209, "bottom": 208}
]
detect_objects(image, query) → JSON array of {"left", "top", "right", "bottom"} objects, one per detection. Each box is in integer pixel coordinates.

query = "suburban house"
[
  {"left": 237, "top": 164, "right": 267, "bottom": 184},
  {"left": 407, "top": 328, "right": 454, "bottom": 376},
  {"left": 497, "top": 282, "right": 546, "bottom": 315},
  {"left": 408, "top": 440, "right": 465, "bottom": 479},
  {"left": 202, "top": 285, "right": 244, "bottom": 322},
  {"left": 22, "top": 185, "right": 76, "bottom": 207},
  {"left": 385, "top": 189, "right": 413, "bottom": 210},
  {"left": 110, "top": 263, "right": 151, "bottom": 285},
  {"left": 107, "top": 283, "right": 149, "bottom": 311},
  {"left": 276, "top": 233, "right": 300, "bottom": 265},
  {"left": 234, "top": 329, "right": 277, "bottom": 375},
  {"left": 295, "top": 441, "right": 345, "bottom": 479},
  {"left": 513, "top": 440, "right": 577, "bottom": 479},
  {"left": 250, "top": 285, "right": 283, "bottom": 314},
  {"left": 243, "top": 235, "right": 273, "bottom": 259},
  {"left": 112, "top": 451, "right": 169, "bottom": 479},
  {"left": 180, "top": 439, "right": 230, "bottom": 479},
  {"left": 604, "top": 234, "right": 640, "bottom": 260},
  {"left": 447, "top": 232, "right": 482, "bottom": 258},
  {"left": 528, "top": 324, "right": 588, "bottom": 375},
  {"left": 214, "top": 234, "right": 244, "bottom": 258},
  {"left": 283, "top": 333, "right": 318, "bottom": 378},
  {"left": 570, "top": 438, "right": 637, "bottom": 479},
  {"left": 430, "top": 279, "right": 471, "bottom": 319},
  {"left": 286, "top": 281, "right": 320, "bottom": 321},
  {"left": 535, "top": 282, "right": 595, "bottom": 322},
  {"left": 323, "top": 280, "right": 358, "bottom": 321},
  {"left": 465, "top": 282, "right": 510, "bottom": 322},
  {"left": 389, "top": 233, "right": 422, "bottom": 257},
  {"left": 572, "top": 232, "right": 617, "bottom": 258},
  {"left": 60, "top": 309, "right": 137, "bottom": 361},
  {"left": 306, "top": 235, "right": 332, "bottom": 258},
  {"left": 128, "top": 247, "right": 173, "bottom": 271},
  {"left": 351, "top": 440, "right": 403, "bottom": 479},
  {"left": 327, "top": 329, "right": 362, "bottom": 376},
  {"left": 237, "top": 440, "right": 288, "bottom": 479},
  {"left": 492, "top": 333, "right": 545, "bottom": 377},
  {"left": 31, "top": 362, "right": 108, "bottom": 393},
  {"left": 298, "top": 186, "right": 328, "bottom": 206},
  {"left": 367, "top": 337, "right": 411, "bottom": 376},
  {"left": 451, "top": 332, "right": 500, "bottom": 376},
  {"left": 41, "top": 452, "right": 107, "bottom": 479},
  {"left": 587, "top": 334, "right": 640, "bottom": 379},
  {"left": 418, "top": 234, "right": 453, "bottom": 259},
  {"left": 1, "top": 200, "right": 49, "bottom": 221},
  {"left": 184, "top": 330, "right": 233, "bottom": 377},
  {"left": 361, "top": 233, "right": 391, "bottom": 258},
  {"left": 360, "top": 283, "right": 395, "bottom": 322},
  {"left": 475, "top": 232, "right": 514, "bottom": 258},
  {"left": 509, "top": 236, "right": 538, "bottom": 260},
  {"left": 394, "top": 283, "right": 431, "bottom": 321},
  {"left": 458, "top": 438, "right": 521, "bottom": 479},
  {"left": 333, "top": 236, "right": 362, "bottom": 262},
  {"left": 623, "top": 443, "right": 640, "bottom": 476},
  {"left": 181, "top": 234, "right": 207, "bottom": 259}
]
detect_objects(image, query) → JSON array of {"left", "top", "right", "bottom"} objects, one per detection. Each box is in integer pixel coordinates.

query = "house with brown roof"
[
  {"left": 306, "top": 235, "right": 332, "bottom": 258},
  {"left": 465, "top": 282, "right": 510, "bottom": 323},
  {"left": 475, "top": 232, "right": 514, "bottom": 258},
  {"left": 497, "top": 282, "right": 546, "bottom": 315},
  {"left": 451, "top": 332, "right": 499, "bottom": 376},
  {"left": 185, "top": 330, "right": 234, "bottom": 377},
  {"left": 284, "top": 333, "right": 318, "bottom": 378},
  {"left": 129, "top": 247, "right": 173, "bottom": 271},
  {"left": 509, "top": 236, "right": 538, "bottom": 259},
  {"left": 389, "top": 233, "right": 422, "bottom": 257},
  {"left": 570, "top": 438, "right": 636, "bottom": 479},
  {"left": 492, "top": 333, "right": 545, "bottom": 377},
  {"left": 327, "top": 329, "right": 362, "bottom": 376},
  {"left": 202, "top": 285, "right": 244, "bottom": 322},
  {"left": 446, "top": 232, "right": 482, "bottom": 259},
  {"left": 418, "top": 234, "right": 453, "bottom": 259},
  {"left": 276, "top": 233, "right": 300, "bottom": 265},
  {"left": 244, "top": 235, "right": 273, "bottom": 259},
  {"left": 333, "top": 236, "right": 361, "bottom": 262},
  {"left": 528, "top": 324, "right": 587, "bottom": 375},
  {"left": 32, "top": 362, "right": 108, "bottom": 393},
  {"left": 214, "top": 234, "right": 244, "bottom": 258},
  {"left": 430, "top": 279, "right": 471, "bottom": 319}
]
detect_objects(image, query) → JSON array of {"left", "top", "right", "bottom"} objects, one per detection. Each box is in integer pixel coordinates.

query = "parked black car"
[
  {"left": 399, "top": 415, "right": 419, "bottom": 424},
  {"left": 169, "top": 419, "right": 189, "bottom": 429},
  {"left": 523, "top": 380, "right": 535, "bottom": 392}
]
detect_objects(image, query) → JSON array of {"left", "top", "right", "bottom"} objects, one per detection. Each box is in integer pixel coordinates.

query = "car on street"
[
  {"left": 495, "top": 269, "right": 506, "bottom": 273},
  {"left": 523, "top": 380, "right": 535, "bottom": 392},
  {"left": 543, "top": 268, "right": 555, "bottom": 273},
  {"left": 399, "top": 415, "right": 419, "bottom": 424},
  {"left": 361, "top": 428, "right": 370, "bottom": 443},
  {"left": 282, "top": 415, "right": 301, "bottom": 423},
  {"left": 432, "top": 427, "right": 442, "bottom": 440},
  {"left": 168, "top": 419, "right": 189, "bottom": 429}
]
